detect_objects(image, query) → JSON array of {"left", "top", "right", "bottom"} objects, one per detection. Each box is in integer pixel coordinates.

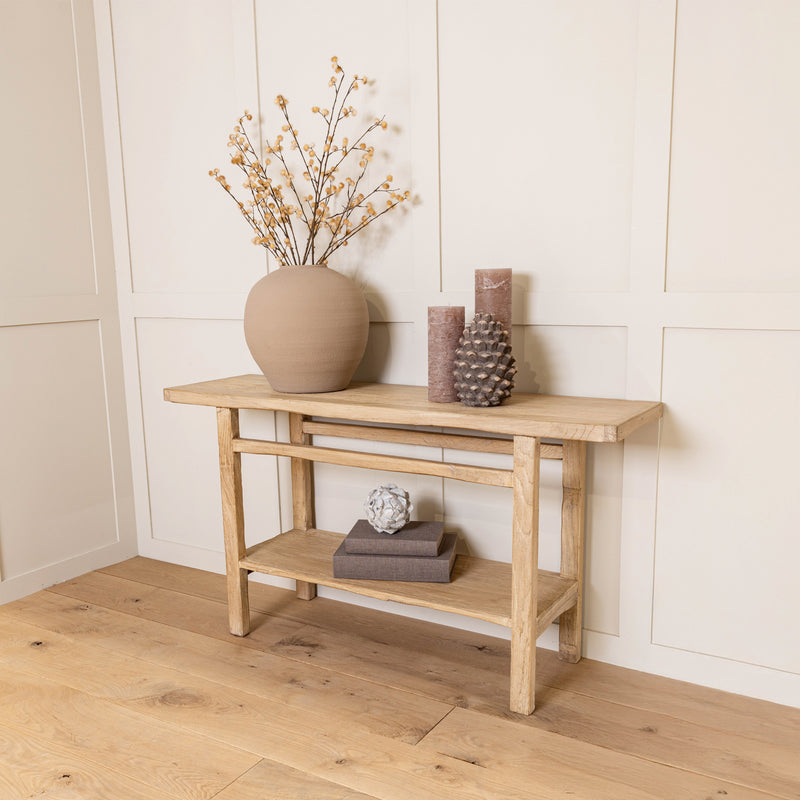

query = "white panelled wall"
[
  {"left": 4, "top": 0, "right": 795, "bottom": 707},
  {"left": 0, "top": 0, "right": 137, "bottom": 602}
]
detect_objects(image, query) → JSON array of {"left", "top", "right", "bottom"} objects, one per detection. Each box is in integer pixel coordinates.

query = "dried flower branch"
[{"left": 210, "top": 57, "right": 409, "bottom": 266}]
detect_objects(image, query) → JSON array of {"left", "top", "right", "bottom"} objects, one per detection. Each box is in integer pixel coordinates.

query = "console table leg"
[
  {"left": 559, "top": 440, "right": 586, "bottom": 662},
  {"left": 289, "top": 412, "right": 317, "bottom": 600},
  {"left": 510, "top": 435, "right": 541, "bottom": 714},
  {"left": 217, "top": 407, "right": 251, "bottom": 636}
]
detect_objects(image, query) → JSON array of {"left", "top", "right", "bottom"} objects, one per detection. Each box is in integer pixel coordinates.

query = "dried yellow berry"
[{"left": 212, "top": 60, "right": 408, "bottom": 265}]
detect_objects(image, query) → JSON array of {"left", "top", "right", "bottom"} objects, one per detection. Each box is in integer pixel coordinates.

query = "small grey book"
[
  {"left": 333, "top": 533, "right": 458, "bottom": 583},
  {"left": 344, "top": 519, "right": 445, "bottom": 557}
]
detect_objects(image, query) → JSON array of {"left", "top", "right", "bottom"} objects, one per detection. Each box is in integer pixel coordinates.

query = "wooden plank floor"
[{"left": 0, "top": 557, "right": 798, "bottom": 799}]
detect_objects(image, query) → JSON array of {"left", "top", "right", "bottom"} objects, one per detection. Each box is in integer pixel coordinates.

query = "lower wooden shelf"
[{"left": 241, "top": 528, "right": 578, "bottom": 632}]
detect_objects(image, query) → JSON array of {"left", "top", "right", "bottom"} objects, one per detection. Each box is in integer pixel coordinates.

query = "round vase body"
[{"left": 244, "top": 264, "right": 369, "bottom": 393}]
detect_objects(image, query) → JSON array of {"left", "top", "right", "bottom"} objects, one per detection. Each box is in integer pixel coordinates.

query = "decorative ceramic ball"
[{"left": 364, "top": 484, "right": 413, "bottom": 534}]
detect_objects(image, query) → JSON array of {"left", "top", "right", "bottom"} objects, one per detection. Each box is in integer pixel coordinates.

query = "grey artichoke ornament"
[
  {"left": 454, "top": 312, "right": 517, "bottom": 407},
  {"left": 364, "top": 483, "right": 413, "bottom": 534}
]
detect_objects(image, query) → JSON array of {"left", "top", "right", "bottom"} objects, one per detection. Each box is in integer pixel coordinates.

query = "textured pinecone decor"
[{"left": 454, "top": 312, "right": 517, "bottom": 407}]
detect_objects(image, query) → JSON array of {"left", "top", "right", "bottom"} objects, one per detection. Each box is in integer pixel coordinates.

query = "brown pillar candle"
[
  {"left": 428, "top": 305, "right": 465, "bottom": 402},
  {"left": 475, "top": 268, "right": 512, "bottom": 343}
]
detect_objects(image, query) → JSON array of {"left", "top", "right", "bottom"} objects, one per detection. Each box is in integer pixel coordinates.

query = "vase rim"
[{"left": 280, "top": 262, "right": 328, "bottom": 268}]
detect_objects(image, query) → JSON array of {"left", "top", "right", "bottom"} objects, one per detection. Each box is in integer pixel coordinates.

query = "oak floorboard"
[
  {"left": 517, "top": 683, "right": 800, "bottom": 800},
  {"left": 48, "top": 569, "right": 301, "bottom": 645},
  {"left": 0, "top": 590, "right": 450, "bottom": 744},
  {"left": 49, "top": 570, "right": 508, "bottom": 707},
  {"left": 267, "top": 625, "right": 800, "bottom": 799},
  {"left": 101, "top": 558, "right": 800, "bottom": 746},
  {"left": 47, "top": 566, "right": 800, "bottom": 797},
  {"left": 418, "top": 706, "right": 786, "bottom": 800},
  {"left": 0, "top": 621, "right": 550, "bottom": 800},
  {"left": 99, "top": 556, "right": 242, "bottom": 604},
  {"left": 0, "top": 663, "right": 258, "bottom": 800},
  {"left": 0, "top": 723, "right": 181, "bottom": 800},
  {"left": 533, "top": 650, "right": 800, "bottom": 747},
  {"left": 1, "top": 558, "right": 795, "bottom": 800},
  {"left": 0, "top": 614, "right": 447, "bottom": 749},
  {"left": 1, "top": 595, "right": 784, "bottom": 800},
  {"left": 214, "top": 758, "right": 380, "bottom": 800}
]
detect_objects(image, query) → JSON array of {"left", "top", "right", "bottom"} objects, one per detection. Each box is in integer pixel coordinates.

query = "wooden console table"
[{"left": 164, "top": 374, "right": 662, "bottom": 714}]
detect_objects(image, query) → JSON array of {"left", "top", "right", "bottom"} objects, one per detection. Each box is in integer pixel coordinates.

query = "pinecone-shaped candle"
[{"left": 454, "top": 313, "right": 517, "bottom": 407}]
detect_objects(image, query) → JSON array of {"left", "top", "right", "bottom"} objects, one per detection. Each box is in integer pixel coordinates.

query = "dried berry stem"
[{"left": 211, "top": 57, "right": 409, "bottom": 266}]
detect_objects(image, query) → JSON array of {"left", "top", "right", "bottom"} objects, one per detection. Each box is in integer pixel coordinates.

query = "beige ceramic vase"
[{"left": 243, "top": 264, "right": 369, "bottom": 393}]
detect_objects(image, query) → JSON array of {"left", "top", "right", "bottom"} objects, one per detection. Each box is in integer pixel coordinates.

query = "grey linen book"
[
  {"left": 333, "top": 533, "right": 458, "bottom": 583},
  {"left": 344, "top": 519, "right": 445, "bottom": 557}
]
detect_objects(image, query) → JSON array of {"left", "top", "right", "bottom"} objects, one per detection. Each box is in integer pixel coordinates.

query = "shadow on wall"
[
  {"left": 353, "top": 272, "right": 556, "bottom": 392},
  {"left": 353, "top": 324, "right": 392, "bottom": 383},
  {"left": 353, "top": 281, "right": 392, "bottom": 384},
  {"left": 509, "top": 272, "right": 550, "bottom": 394}
]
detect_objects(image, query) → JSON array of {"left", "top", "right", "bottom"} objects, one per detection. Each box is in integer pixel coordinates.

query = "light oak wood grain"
[
  {"left": 264, "top": 623, "right": 800, "bottom": 798},
  {"left": 46, "top": 570, "right": 302, "bottom": 646},
  {"left": 165, "top": 375, "right": 663, "bottom": 442},
  {"left": 239, "top": 527, "right": 576, "bottom": 629},
  {"left": 510, "top": 435, "right": 540, "bottom": 714},
  {"left": 216, "top": 407, "right": 250, "bottom": 636},
  {"left": 558, "top": 439, "right": 586, "bottom": 662},
  {"left": 0, "top": 593, "right": 449, "bottom": 745},
  {"left": 525, "top": 687, "right": 800, "bottom": 800},
  {"left": 3, "top": 562, "right": 797, "bottom": 800},
  {"left": 215, "top": 758, "right": 379, "bottom": 800},
  {"left": 97, "top": 558, "right": 800, "bottom": 748},
  {"left": 29, "top": 570, "right": 518, "bottom": 709},
  {"left": 170, "top": 376, "right": 662, "bottom": 716},
  {"left": 417, "top": 707, "right": 783, "bottom": 800},
  {"left": 0, "top": 615, "right": 451, "bottom": 755},
  {"left": 0, "top": 663, "right": 257, "bottom": 800},
  {"left": 0, "top": 723, "right": 180, "bottom": 800},
  {"left": 289, "top": 412, "right": 315, "bottom": 531},
  {"left": 302, "top": 420, "right": 565, "bottom": 460},
  {"left": 534, "top": 652, "right": 800, "bottom": 749},
  {"left": 0, "top": 629, "right": 540, "bottom": 800},
  {"left": 289, "top": 412, "right": 317, "bottom": 600},
  {"left": 233, "top": 437, "right": 514, "bottom": 487},
  {"left": 85, "top": 566, "right": 800, "bottom": 795}
]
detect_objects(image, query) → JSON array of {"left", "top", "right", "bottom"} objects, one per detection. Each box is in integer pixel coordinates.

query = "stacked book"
[{"left": 332, "top": 519, "right": 457, "bottom": 583}]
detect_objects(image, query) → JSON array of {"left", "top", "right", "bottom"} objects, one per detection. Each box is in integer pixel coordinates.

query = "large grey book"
[
  {"left": 344, "top": 519, "right": 445, "bottom": 557},
  {"left": 333, "top": 533, "right": 458, "bottom": 583}
]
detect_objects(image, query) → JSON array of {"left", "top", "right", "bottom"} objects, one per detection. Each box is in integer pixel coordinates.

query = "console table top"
[{"left": 164, "top": 374, "right": 662, "bottom": 443}]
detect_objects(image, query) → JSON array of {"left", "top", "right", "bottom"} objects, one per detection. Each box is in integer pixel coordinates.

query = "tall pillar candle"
[
  {"left": 428, "top": 306, "right": 465, "bottom": 402},
  {"left": 475, "top": 268, "right": 512, "bottom": 344}
]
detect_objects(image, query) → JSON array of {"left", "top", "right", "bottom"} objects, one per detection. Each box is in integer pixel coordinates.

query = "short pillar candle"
[
  {"left": 475, "top": 268, "right": 512, "bottom": 344},
  {"left": 427, "top": 306, "right": 465, "bottom": 402}
]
